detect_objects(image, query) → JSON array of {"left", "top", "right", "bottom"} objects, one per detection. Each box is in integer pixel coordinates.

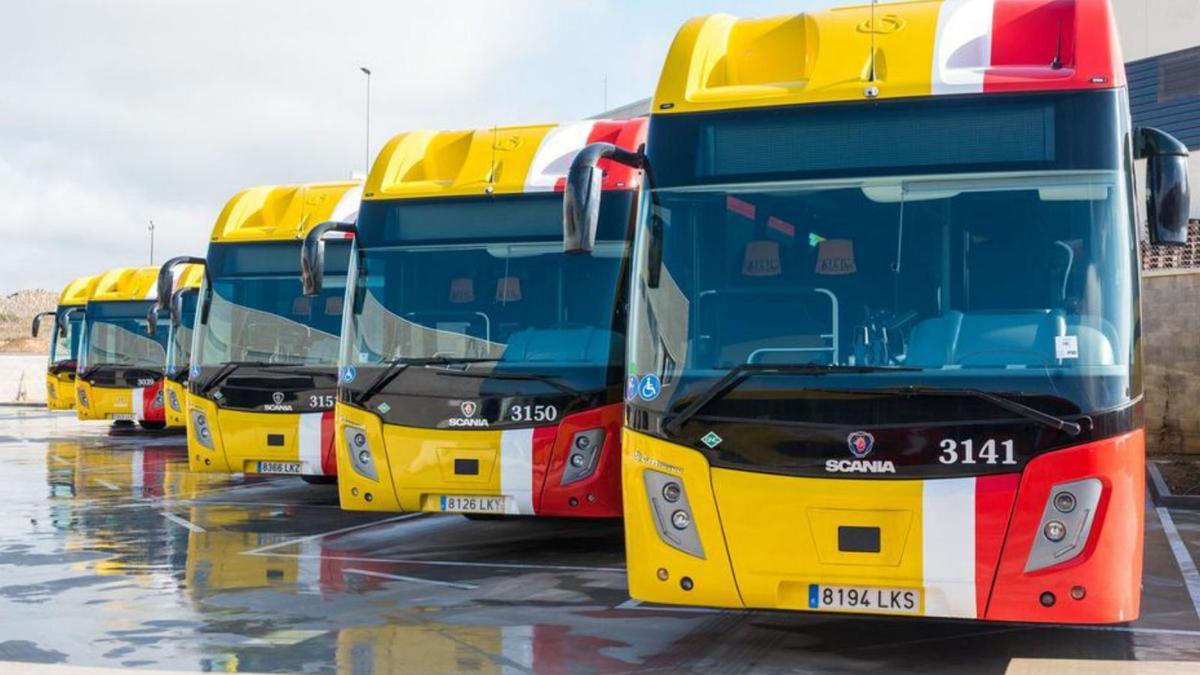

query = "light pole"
[
  {"left": 360, "top": 66, "right": 372, "bottom": 175},
  {"left": 148, "top": 220, "right": 155, "bottom": 265}
]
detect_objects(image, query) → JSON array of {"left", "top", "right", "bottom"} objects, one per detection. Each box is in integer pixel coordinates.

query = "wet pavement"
[{"left": 1, "top": 407, "right": 1199, "bottom": 674}]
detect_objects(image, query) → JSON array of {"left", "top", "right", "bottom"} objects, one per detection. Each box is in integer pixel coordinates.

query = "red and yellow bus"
[
  {"left": 305, "top": 119, "right": 646, "bottom": 517},
  {"left": 33, "top": 275, "right": 98, "bottom": 410},
  {"left": 565, "top": 0, "right": 1190, "bottom": 623}
]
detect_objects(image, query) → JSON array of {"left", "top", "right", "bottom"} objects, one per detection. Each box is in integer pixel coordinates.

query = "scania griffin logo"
[
  {"left": 263, "top": 391, "right": 294, "bottom": 412},
  {"left": 847, "top": 431, "right": 874, "bottom": 458},
  {"left": 272, "top": 392, "right": 285, "bottom": 405},
  {"left": 460, "top": 400, "right": 478, "bottom": 417},
  {"left": 448, "top": 400, "right": 487, "bottom": 428}
]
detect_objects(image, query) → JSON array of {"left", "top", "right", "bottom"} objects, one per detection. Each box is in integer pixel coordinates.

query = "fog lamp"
[
  {"left": 358, "top": 450, "right": 372, "bottom": 464},
  {"left": 1044, "top": 520, "right": 1067, "bottom": 542},
  {"left": 570, "top": 453, "right": 585, "bottom": 467},
  {"left": 1053, "top": 491, "right": 1076, "bottom": 513},
  {"left": 671, "top": 509, "right": 691, "bottom": 530},
  {"left": 662, "top": 482, "right": 681, "bottom": 503}
]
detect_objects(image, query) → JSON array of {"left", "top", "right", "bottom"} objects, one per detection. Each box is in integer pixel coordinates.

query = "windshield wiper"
[
  {"left": 353, "top": 356, "right": 500, "bottom": 404},
  {"left": 663, "top": 363, "right": 921, "bottom": 435},
  {"left": 197, "top": 360, "right": 277, "bottom": 396},
  {"left": 434, "top": 368, "right": 583, "bottom": 398},
  {"left": 863, "top": 385, "right": 1084, "bottom": 436}
]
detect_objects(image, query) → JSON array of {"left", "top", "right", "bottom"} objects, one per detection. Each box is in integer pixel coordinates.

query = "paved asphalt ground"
[{"left": 1, "top": 407, "right": 1199, "bottom": 674}]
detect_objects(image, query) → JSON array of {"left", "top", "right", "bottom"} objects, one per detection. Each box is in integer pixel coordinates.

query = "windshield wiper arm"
[
  {"left": 354, "top": 357, "right": 499, "bottom": 404},
  {"left": 664, "top": 363, "right": 920, "bottom": 435},
  {"left": 434, "top": 368, "right": 583, "bottom": 398},
  {"left": 868, "top": 385, "right": 1084, "bottom": 436}
]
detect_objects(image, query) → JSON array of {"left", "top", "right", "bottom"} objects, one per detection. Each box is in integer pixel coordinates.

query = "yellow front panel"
[
  {"left": 214, "top": 408, "right": 303, "bottom": 473},
  {"left": 188, "top": 395, "right": 231, "bottom": 472},
  {"left": 164, "top": 380, "right": 188, "bottom": 428},
  {"left": 383, "top": 423, "right": 503, "bottom": 513},
  {"left": 75, "top": 381, "right": 133, "bottom": 420},
  {"left": 621, "top": 430, "right": 742, "bottom": 608},
  {"left": 336, "top": 403, "right": 402, "bottom": 511},
  {"left": 46, "top": 372, "right": 76, "bottom": 410},
  {"left": 710, "top": 467, "right": 924, "bottom": 612}
]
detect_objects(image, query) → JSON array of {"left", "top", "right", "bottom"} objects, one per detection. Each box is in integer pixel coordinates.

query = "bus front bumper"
[
  {"left": 74, "top": 380, "right": 166, "bottom": 423},
  {"left": 622, "top": 429, "right": 1144, "bottom": 624},
  {"left": 187, "top": 395, "right": 337, "bottom": 478}
]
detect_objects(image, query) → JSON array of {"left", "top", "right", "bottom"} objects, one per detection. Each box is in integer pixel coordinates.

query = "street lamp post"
[
  {"left": 148, "top": 220, "right": 155, "bottom": 265},
  {"left": 360, "top": 66, "right": 372, "bottom": 175}
]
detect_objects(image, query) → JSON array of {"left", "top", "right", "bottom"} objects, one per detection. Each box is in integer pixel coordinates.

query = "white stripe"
[
  {"left": 297, "top": 538, "right": 322, "bottom": 591},
  {"left": 500, "top": 625, "right": 535, "bottom": 674},
  {"left": 240, "top": 513, "right": 422, "bottom": 556},
  {"left": 1156, "top": 506, "right": 1200, "bottom": 620},
  {"left": 931, "top": 0, "right": 995, "bottom": 95},
  {"left": 131, "top": 387, "right": 144, "bottom": 419},
  {"left": 297, "top": 413, "right": 324, "bottom": 476},
  {"left": 160, "top": 511, "right": 205, "bottom": 533},
  {"left": 131, "top": 450, "right": 144, "bottom": 491},
  {"left": 524, "top": 122, "right": 595, "bottom": 192},
  {"left": 922, "top": 478, "right": 977, "bottom": 618},
  {"left": 500, "top": 428, "right": 535, "bottom": 515},
  {"left": 342, "top": 568, "right": 478, "bottom": 590},
  {"left": 329, "top": 184, "right": 362, "bottom": 224}
]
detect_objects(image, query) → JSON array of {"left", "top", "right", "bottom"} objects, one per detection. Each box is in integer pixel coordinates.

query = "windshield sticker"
[
  {"left": 626, "top": 376, "right": 639, "bottom": 401},
  {"left": 700, "top": 432, "right": 723, "bottom": 449},
  {"left": 1055, "top": 335, "right": 1079, "bottom": 360},
  {"left": 341, "top": 365, "right": 357, "bottom": 384},
  {"left": 816, "top": 239, "right": 857, "bottom": 275},
  {"left": 638, "top": 374, "right": 662, "bottom": 402},
  {"left": 376, "top": 401, "right": 391, "bottom": 414},
  {"left": 725, "top": 195, "right": 756, "bottom": 220}
]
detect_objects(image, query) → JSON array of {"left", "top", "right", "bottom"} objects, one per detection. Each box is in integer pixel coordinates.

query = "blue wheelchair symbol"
[
  {"left": 189, "top": 365, "right": 200, "bottom": 379},
  {"left": 638, "top": 374, "right": 662, "bottom": 402},
  {"left": 342, "top": 366, "right": 357, "bottom": 384}
]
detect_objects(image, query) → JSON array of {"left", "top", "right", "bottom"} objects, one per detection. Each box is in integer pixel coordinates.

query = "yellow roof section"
[
  {"left": 654, "top": 1, "right": 942, "bottom": 113},
  {"left": 365, "top": 123, "right": 554, "bottom": 200},
  {"left": 89, "top": 267, "right": 160, "bottom": 303},
  {"left": 58, "top": 275, "right": 99, "bottom": 307},
  {"left": 176, "top": 263, "right": 204, "bottom": 291},
  {"left": 210, "top": 181, "right": 361, "bottom": 242}
]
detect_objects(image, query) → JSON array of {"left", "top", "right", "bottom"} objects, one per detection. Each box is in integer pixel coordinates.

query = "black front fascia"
[
  {"left": 340, "top": 366, "right": 621, "bottom": 430},
  {"left": 86, "top": 367, "right": 163, "bottom": 388},
  {"left": 48, "top": 362, "right": 77, "bottom": 377},
  {"left": 190, "top": 366, "right": 338, "bottom": 413},
  {"left": 628, "top": 399, "right": 1141, "bottom": 479}
]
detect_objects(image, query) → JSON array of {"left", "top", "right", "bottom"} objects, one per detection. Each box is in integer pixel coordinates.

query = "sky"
[{"left": 0, "top": 0, "right": 825, "bottom": 294}]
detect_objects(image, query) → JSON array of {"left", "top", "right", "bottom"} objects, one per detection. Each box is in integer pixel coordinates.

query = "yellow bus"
[
  {"left": 156, "top": 265, "right": 205, "bottom": 428},
  {"left": 32, "top": 274, "right": 98, "bottom": 410},
  {"left": 159, "top": 182, "right": 361, "bottom": 480},
  {"left": 302, "top": 120, "right": 645, "bottom": 517},
  {"left": 75, "top": 267, "right": 173, "bottom": 429},
  {"left": 563, "top": 0, "right": 1185, "bottom": 624}
]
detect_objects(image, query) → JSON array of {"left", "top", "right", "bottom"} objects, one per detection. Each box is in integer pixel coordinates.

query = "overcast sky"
[{"left": 0, "top": 0, "right": 827, "bottom": 294}]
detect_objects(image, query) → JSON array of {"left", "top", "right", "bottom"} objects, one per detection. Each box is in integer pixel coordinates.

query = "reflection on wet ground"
[{"left": 1, "top": 407, "right": 1199, "bottom": 673}]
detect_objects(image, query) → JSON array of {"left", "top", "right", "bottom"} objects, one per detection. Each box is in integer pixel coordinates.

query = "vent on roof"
[{"left": 1158, "top": 47, "right": 1200, "bottom": 102}]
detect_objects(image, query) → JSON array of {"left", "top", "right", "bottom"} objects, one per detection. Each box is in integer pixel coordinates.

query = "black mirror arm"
[
  {"left": 156, "top": 256, "right": 206, "bottom": 315},
  {"left": 301, "top": 221, "right": 357, "bottom": 296},
  {"left": 31, "top": 311, "right": 55, "bottom": 338}
]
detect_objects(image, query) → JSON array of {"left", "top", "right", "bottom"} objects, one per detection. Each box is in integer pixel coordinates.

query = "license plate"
[
  {"left": 808, "top": 584, "right": 921, "bottom": 615},
  {"left": 109, "top": 413, "right": 136, "bottom": 421},
  {"left": 440, "top": 495, "right": 506, "bottom": 514},
  {"left": 257, "top": 461, "right": 302, "bottom": 475}
]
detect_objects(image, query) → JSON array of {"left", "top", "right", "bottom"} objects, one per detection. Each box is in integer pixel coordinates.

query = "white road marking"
[
  {"left": 342, "top": 567, "right": 479, "bottom": 590},
  {"left": 160, "top": 511, "right": 206, "bottom": 533},
  {"left": 240, "top": 513, "right": 424, "bottom": 555},
  {"left": 1155, "top": 506, "right": 1200, "bottom": 620},
  {"left": 246, "top": 551, "right": 626, "bottom": 574},
  {"left": 615, "top": 599, "right": 725, "bottom": 614}
]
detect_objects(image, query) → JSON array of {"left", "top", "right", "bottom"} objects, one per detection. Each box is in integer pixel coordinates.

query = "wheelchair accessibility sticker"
[
  {"left": 638, "top": 374, "right": 662, "bottom": 402},
  {"left": 341, "top": 366, "right": 357, "bottom": 384}
]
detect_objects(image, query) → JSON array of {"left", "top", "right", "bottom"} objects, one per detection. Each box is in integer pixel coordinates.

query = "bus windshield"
[
  {"left": 631, "top": 91, "right": 1137, "bottom": 424},
  {"left": 345, "top": 192, "right": 633, "bottom": 394},
  {"left": 80, "top": 301, "right": 168, "bottom": 371},
  {"left": 195, "top": 241, "right": 350, "bottom": 367},
  {"left": 50, "top": 308, "right": 85, "bottom": 365},
  {"left": 166, "top": 290, "right": 198, "bottom": 376}
]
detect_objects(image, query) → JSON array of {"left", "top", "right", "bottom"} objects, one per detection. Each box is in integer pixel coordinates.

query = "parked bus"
[
  {"left": 302, "top": 119, "right": 645, "bottom": 516},
  {"left": 149, "top": 264, "right": 204, "bottom": 429},
  {"left": 158, "top": 182, "right": 360, "bottom": 480},
  {"left": 75, "top": 267, "right": 173, "bottom": 429},
  {"left": 564, "top": 0, "right": 1190, "bottom": 623},
  {"left": 32, "top": 274, "right": 99, "bottom": 410}
]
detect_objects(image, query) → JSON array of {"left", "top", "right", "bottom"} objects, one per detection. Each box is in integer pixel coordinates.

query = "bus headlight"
[
  {"left": 168, "top": 389, "right": 181, "bottom": 412},
  {"left": 561, "top": 428, "right": 605, "bottom": 485},
  {"left": 1025, "top": 478, "right": 1102, "bottom": 572},
  {"left": 190, "top": 410, "right": 214, "bottom": 449},
  {"left": 344, "top": 426, "right": 378, "bottom": 481},
  {"left": 643, "top": 469, "right": 705, "bottom": 559},
  {"left": 77, "top": 388, "right": 89, "bottom": 408}
]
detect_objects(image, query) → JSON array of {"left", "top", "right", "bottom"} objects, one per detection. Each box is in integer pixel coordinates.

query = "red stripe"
[
  {"left": 529, "top": 425, "right": 559, "bottom": 514},
  {"left": 973, "top": 473, "right": 1020, "bottom": 618},
  {"left": 984, "top": 0, "right": 1122, "bottom": 93},
  {"left": 320, "top": 410, "right": 337, "bottom": 476},
  {"left": 726, "top": 196, "right": 756, "bottom": 220},
  {"left": 550, "top": 118, "right": 647, "bottom": 193},
  {"left": 767, "top": 216, "right": 796, "bottom": 238},
  {"left": 143, "top": 381, "right": 165, "bottom": 422}
]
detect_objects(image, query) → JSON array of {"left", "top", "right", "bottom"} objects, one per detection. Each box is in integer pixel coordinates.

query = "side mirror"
[
  {"left": 146, "top": 306, "right": 158, "bottom": 337},
  {"left": 156, "top": 255, "right": 206, "bottom": 315},
  {"left": 563, "top": 142, "right": 644, "bottom": 255},
  {"left": 31, "top": 311, "right": 55, "bottom": 338},
  {"left": 170, "top": 289, "right": 188, "bottom": 328},
  {"left": 1136, "top": 127, "right": 1192, "bottom": 246},
  {"left": 302, "top": 221, "right": 356, "bottom": 296}
]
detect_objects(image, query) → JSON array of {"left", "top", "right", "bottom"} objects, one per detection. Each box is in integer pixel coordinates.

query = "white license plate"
[
  {"left": 440, "top": 495, "right": 506, "bottom": 514},
  {"left": 109, "top": 413, "right": 136, "bottom": 421},
  {"left": 808, "top": 584, "right": 921, "bottom": 615},
  {"left": 257, "top": 461, "right": 302, "bottom": 475}
]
